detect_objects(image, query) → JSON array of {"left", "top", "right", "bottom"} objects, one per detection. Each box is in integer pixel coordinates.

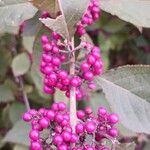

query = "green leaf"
[
  {"left": 23, "top": 36, "right": 35, "bottom": 54},
  {"left": 100, "top": 0, "right": 150, "bottom": 28},
  {"left": 39, "top": 15, "right": 68, "bottom": 39},
  {"left": 103, "top": 18, "right": 127, "bottom": 33},
  {"left": 0, "top": 0, "right": 37, "bottom": 33},
  {"left": 13, "top": 144, "right": 28, "bottom": 150},
  {"left": 0, "top": 85, "right": 14, "bottom": 103},
  {"left": 3, "top": 120, "right": 30, "bottom": 146},
  {"left": 40, "top": 0, "right": 89, "bottom": 39},
  {"left": 22, "top": 12, "right": 42, "bottom": 53},
  {"left": 96, "top": 65, "right": 150, "bottom": 134},
  {"left": 54, "top": 90, "right": 68, "bottom": 104},
  {"left": 11, "top": 53, "right": 31, "bottom": 77},
  {"left": 0, "top": 49, "right": 12, "bottom": 77},
  {"left": 115, "top": 142, "right": 136, "bottom": 150},
  {"left": 9, "top": 102, "right": 26, "bottom": 125},
  {"left": 30, "top": 0, "right": 60, "bottom": 18}
]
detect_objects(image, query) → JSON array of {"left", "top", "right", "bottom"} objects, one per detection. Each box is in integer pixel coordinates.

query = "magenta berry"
[
  {"left": 76, "top": 123, "right": 84, "bottom": 134},
  {"left": 29, "top": 130, "right": 39, "bottom": 141},
  {"left": 22, "top": 112, "right": 32, "bottom": 122},
  {"left": 77, "top": 110, "right": 85, "bottom": 119},
  {"left": 108, "top": 127, "right": 118, "bottom": 137},
  {"left": 39, "top": 118, "right": 49, "bottom": 128},
  {"left": 23, "top": 2, "right": 120, "bottom": 149},
  {"left": 53, "top": 134, "right": 63, "bottom": 145},
  {"left": 108, "top": 113, "right": 119, "bottom": 124},
  {"left": 85, "top": 121, "right": 96, "bottom": 133},
  {"left": 98, "top": 107, "right": 107, "bottom": 116},
  {"left": 23, "top": 102, "right": 119, "bottom": 149},
  {"left": 31, "top": 142, "right": 42, "bottom": 150}
]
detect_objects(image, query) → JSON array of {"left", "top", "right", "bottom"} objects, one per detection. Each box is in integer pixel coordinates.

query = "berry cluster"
[
  {"left": 77, "top": 0, "right": 100, "bottom": 36},
  {"left": 40, "top": 34, "right": 103, "bottom": 100},
  {"left": 23, "top": 102, "right": 119, "bottom": 150}
]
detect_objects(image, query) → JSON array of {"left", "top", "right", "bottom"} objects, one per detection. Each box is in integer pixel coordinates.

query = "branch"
[{"left": 69, "top": 37, "right": 77, "bottom": 133}]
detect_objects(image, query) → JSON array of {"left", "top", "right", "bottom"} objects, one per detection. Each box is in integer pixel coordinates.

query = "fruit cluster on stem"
[
  {"left": 23, "top": 0, "right": 119, "bottom": 149},
  {"left": 23, "top": 102, "right": 119, "bottom": 150}
]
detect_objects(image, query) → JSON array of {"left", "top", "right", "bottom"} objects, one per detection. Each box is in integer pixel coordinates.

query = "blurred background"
[{"left": 0, "top": 11, "right": 150, "bottom": 149}]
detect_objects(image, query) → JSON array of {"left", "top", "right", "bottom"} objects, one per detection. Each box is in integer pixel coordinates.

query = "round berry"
[
  {"left": 39, "top": 118, "right": 49, "bottom": 128},
  {"left": 29, "top": 130, "right": 39, "bottom": 141},
  {"left": 85, "top": 121, "right": 96, "bottom": 133},
  {"left": 108, "top": 113, "right": 119, "bottom": 124},
  {"left": 22, "top": 112, "right": 32, "bottom": 122}
]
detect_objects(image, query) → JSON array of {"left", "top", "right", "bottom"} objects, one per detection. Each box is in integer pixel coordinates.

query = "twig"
[{"left": 69, "top": 37, "right": 77, "bottom": 133}]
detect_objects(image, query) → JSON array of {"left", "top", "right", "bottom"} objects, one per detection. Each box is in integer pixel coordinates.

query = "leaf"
[
  {"left": 23, "top": 36, "right": 35, "bottom": 54},
  {"left": 39, "top": 15, "right": 68, "bottom": 39},
  {"left": 103, "top": 18, "right": 127, "bottom": 33},
  {"left": 29, "top": 0, "right": 60, "bottom": 18},
  {"left": 96, "top": 65, "right": 150, "bottom": 134},
  {"left": 13, "top": 144, "right": 28, "bottom": 150},
  {"left": 115, "top": 142, "right": 136, "bottom": 150},
  {"left": 0, "top": 85, "right": 14, "bottom": 103},
  {"left": 23, "top": 12, "right": 42, "bottom": 36},
  {"left": 3, "top": 120, "right": 30, "bottom": 146},
  {"left": 100, "top": 0, "right": 150, "bottom": 28},
  {"left": 40, "top": 0, "right": 89, "bottom": 39},
  {"left": 22, "top": 12, "right": 42, "bottom": 53},
  {"left": 0, "top": 48, "right": 12, "bottom": 77},
  {"left": 54, "top": 90, "right": 69, "bottom": 104},
  {"left": 11, "top": 53, "right": 31, "bottom": 77},
  {"left": 0, "top": 0, "right": 37, "bottom": 34},
  {"left": 9, "top": 102, "right": 26, "bottom": 125}
]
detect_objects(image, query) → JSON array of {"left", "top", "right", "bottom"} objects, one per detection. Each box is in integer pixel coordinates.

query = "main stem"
[{"left": 69, "top": 37, "right": 77, "bottom": 133}]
